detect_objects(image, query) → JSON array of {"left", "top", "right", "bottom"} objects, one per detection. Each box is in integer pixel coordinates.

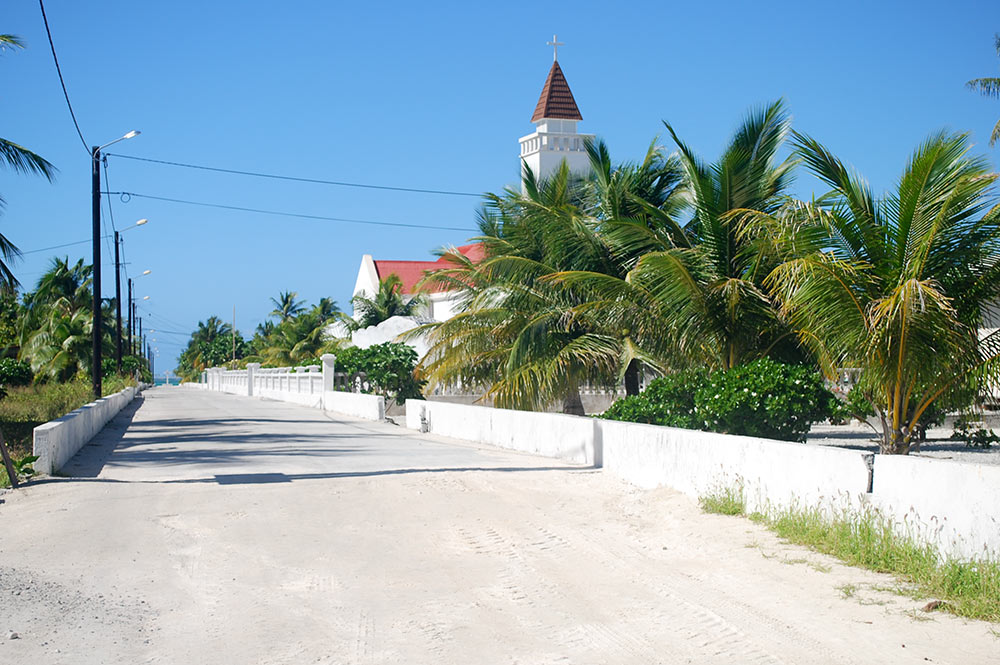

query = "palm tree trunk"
[
  {"left": 624, "top": 359, "right": 641, "bottom": 396},
  {"left": 562, "top": 388, "right": 585, "bottom": 416}
]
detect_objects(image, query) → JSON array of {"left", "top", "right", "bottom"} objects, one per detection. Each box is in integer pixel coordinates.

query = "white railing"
[
  {"left": 203, "top": 357, "right": 335, "bottom": 398},
  {"left": 198, "top": 355, "right": 385, "bottom": 421},
  {"left": 253, "top": 365, "right": 323, "bottom": 395}
]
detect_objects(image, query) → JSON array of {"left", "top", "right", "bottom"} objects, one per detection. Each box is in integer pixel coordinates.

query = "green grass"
[
  {"left": 698, "top": 482, "right": 746, "bottom": 515},
  {"left": 698, "top": 487, "right": 1000, "bottom": 623},
  {"left": 0, "top": 377, "right": 136, "bottom": 487}
]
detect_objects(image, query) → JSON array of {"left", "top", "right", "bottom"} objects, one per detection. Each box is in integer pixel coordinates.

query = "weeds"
[
  {"left": 698, "top": 483, "right": 745, "bottom": 516},
  {"left": 697, "top": 486, "right": 1000, "bottom": 622},
  {"left": 837, "top": 583, "right": 857, "bottom": 598}
]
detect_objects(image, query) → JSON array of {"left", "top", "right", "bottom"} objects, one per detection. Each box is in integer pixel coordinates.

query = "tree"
[
  {"left": 416, "top": 162, "right": 624, "bottom": 414},
  {"left": 175, "top": 316, "right": 245, "bottom": 380},
  {"left": 16, "top": 258, "right": 106, "bottom": 382},
  {"left": 966, "top": 34, "right": 1000, "bottom": 146},
  {"left": 270, "top": 291, "right": 305, "bottom": 321},
  {"left": 0, "top": 35, "right": 57, "bottom": 289},
  {"left": 258, "top": 310, "right": 330, "bottom": 366},
  {"left": 552, "top": 101, "right": 800, "bottom": 375},
  {"left": 351, "top": 274, "right": 426, "bottom": 329},
  {"left": 756, "top": 131, "right": 1000, "bottom": 454}
]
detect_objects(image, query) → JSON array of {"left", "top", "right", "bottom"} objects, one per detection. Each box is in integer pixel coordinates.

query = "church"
[{"left": 350, "top": 41, "right": 592, "bottom": 329}]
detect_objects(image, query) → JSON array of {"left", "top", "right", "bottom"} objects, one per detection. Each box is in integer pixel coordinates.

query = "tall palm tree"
[
  {"left": 552, "top": 101, "right": 799, "bottom": 374},
  {"left": 191, "top": 316, "right": 231, "bottom": 345},
  {"left": 966, "top": 34, "right": 1000, "bottom": 146},
  {"left": 416, "top": 162, "right": 629, "bottom": 414},
  {"left": 311, "top": 297, "right": 340, "bottom": 322},
  {"left": 0, "top": 34, "right": 57, "bottom": 289},
  {"left": 269, "top": 291, "right": 305, "bottom": 321},
  {"left": 756, "top": 131, "right": 1000, "bottom": 454},
  {"left": 351, "top": 274, "right": 426, "bottom": 329}
]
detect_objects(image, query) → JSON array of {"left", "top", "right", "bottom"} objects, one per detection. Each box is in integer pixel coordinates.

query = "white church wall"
[{"left": 351, "top": 315, "right": 431, "bottom": 359}]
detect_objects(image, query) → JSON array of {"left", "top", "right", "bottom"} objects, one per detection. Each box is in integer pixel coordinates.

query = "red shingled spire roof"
[{"left": 531, "top": 60, "right": 583, "bottom": 122}]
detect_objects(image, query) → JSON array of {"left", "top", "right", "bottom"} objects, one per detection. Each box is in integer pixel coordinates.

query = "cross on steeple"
[{"left": 546, "top": 34, "right": 564, "bottom": 62}]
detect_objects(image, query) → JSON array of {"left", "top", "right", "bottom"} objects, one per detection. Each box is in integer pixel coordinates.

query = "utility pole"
[
  {"left": 127, "top": 278, "right": 133, "bottom": 355},
  {"left": 88, "top": 131, "right": 139, "bottom": 400},
  {"left": 232, "top": 305, "right": 236, "bottom": 368},
  {"left": 91, "top": 146, "right": 103, "bottom": 400},
  {"left": 114, "top": 231, "right": 122, "bottom": 373}
]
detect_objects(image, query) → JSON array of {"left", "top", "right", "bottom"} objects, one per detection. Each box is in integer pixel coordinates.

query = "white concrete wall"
[
  {"left": 599, "top": 419, "right": 873, "bottom": 514},
  {"left": 255, "top": 387, "right": 323, "bottom": 409},
  {"left": 871, "top": 456, "right": 1000, "bottom": 562},
  {"left": 323, "top": 391, "right": 385, "bottom": 421},
  {"left": 33, "top": 386, "right": 139, "bottom": 475},
  {"left": 405, "top": 399, "right": 598, "bottom": 465}
]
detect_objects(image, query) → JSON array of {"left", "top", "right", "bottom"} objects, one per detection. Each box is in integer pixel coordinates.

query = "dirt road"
[{"left": 0, "top": 388, "right": 995, "bottom": 664}]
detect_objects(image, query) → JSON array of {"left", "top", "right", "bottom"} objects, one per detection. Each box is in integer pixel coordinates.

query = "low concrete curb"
[{"left": 33, "top": 386, "right": 141, "bottom": 475}]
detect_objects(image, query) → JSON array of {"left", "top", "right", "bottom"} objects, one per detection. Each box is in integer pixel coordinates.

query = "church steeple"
[
  {"left": 518, "top": 36, "right": 593, "bottom": 187},
  {"left": 531, "top": 60, "right": 583, "bottom": 122}
]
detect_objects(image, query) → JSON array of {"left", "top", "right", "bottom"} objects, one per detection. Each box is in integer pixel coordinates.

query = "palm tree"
[
  {"left": 351, "top": 274, "right": 426, "bottom": 329},
  {"left": 17, "top": 258, "right": 93, "bottom": 375},
  {"left": 192, "top": 316, "right": 232, "bottom": 345},
  {"left": 756, "top": 131, "right": 1000, "bottom": 454},
  {"left": 966, "top": 34, "right": 1000, "bottom": 146},
  {"left": 552, "top": 101, "right": 800, "bottom": 374},
  {"left": 269, "top": 291, "right": 305, "bottom": 321},
  {"left": 416, "top": 162, "right": 625, "bottom": 414},
  {"left": 22, "top": 296, "right": 94, "bottom": 381},
  {"left": 0, "top": 35, "right": 57, "bottom": 289},
  {"left": 311, "top": 297, "right": 340, "bottom": 322},
  {"left": 259, "top": 310, "right": 332, "bottom": 366}
]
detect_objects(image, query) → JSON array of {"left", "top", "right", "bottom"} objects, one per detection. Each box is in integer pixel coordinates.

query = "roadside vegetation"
[
  {"left": 0, "top": 375, "right": 135, "bottom": 487},
  {"left": 699, "top": 486, "right": 1000, "bottom": 622},
  {"left": 410, "top": 94, "right": 1000, "bottom": 453}
]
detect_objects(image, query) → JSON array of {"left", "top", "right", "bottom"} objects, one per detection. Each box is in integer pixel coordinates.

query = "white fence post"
[
  {"left": 247, "top": 363, "right": 260, "bottom": 397},
  {"left": 322, "top": 354, "right": 336, "bottom": 392}
]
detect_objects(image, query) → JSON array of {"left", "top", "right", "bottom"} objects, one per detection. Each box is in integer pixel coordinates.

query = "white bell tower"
[{"left": 518, "top": 36, "right": 593, "bottom": 186}]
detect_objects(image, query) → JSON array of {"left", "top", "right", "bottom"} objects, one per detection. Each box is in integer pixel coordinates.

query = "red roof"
[
  {"left": 531, "top": 60, "right": 583, "bottom": 122},
  {"left": 374, "top": 243, "right": 484, "bottom": 293}
]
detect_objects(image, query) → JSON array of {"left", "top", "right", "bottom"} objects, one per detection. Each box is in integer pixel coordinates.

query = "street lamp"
[
  {"left": 114, "top": 219, "right": 149, "bottom": 374},
  {"left": 92, "top": 130, "right": 140, "bottom": 400}
]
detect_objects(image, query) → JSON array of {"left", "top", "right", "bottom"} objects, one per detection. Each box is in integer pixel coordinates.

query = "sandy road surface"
[{"left": 0, "top": 387, "right": 996, "bottom": 664}]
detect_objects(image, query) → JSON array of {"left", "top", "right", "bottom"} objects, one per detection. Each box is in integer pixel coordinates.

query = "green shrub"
[
  {"left": 0, "top": 358, "right": 32, "bottom": 389},
  {"left": 601, "top": 369, "right": 706, "bottom": 429},
  {"left": 331, "top": 342, "right": 425, "bottom": 404},
  {"left": 602, "top": 359, "right": 834, "bottom": 442},
  {"left": 695, "top": 358, "right": 834, "bottom": 442}
]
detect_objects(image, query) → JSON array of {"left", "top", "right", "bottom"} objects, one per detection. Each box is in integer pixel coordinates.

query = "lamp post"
[
  {"left": 114, "top": 220, "right": 148, "bottom": 373},
  {"left": 92, "top": 130, "right": 140, "bottom": 400}
]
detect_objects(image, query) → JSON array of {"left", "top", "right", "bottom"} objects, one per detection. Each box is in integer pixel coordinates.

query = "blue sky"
[{"left": 5, "top": 0, "right": 1000, "bottom": 374}]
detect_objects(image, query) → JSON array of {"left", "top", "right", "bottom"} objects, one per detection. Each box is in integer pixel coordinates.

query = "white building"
[{"left": 349, "top": 49, "right": 592, "bottom": 343}]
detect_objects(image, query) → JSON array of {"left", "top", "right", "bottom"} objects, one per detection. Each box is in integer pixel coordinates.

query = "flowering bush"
[
  {"left": 599, "top": 369, "right": 706, "bottom": 429},
  {"left": 601, "top": 358, "right": 834, "bottom": 442},
  {"left": 693, "top": 358, "right": 834, "bottom": 442}
]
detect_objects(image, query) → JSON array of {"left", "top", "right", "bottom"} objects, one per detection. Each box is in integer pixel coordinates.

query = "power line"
[
  {"left": 21, "top": 237, "right": 95, "bottom": 255},
  {"left": 37, "top": 0, "right": 88, "bottom": 152},
  {"left": 106, "top": 153, "right": 482, "bottom": 198},
  {"left": 104, "top": 190, "right": 477, "bottom": 232}
]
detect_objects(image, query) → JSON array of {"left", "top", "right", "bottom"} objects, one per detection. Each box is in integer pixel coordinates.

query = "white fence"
[
  {"left": 404, "top": 398, "right": 999, "bottom": 562},
  {"left": 200, "top": 355, "right": 384, "bottom": 421}
]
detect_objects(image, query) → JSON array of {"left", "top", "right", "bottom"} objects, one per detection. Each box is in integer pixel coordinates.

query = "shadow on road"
[{"left": 30, "top": 465, "right": 581, "bottom": 487}]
